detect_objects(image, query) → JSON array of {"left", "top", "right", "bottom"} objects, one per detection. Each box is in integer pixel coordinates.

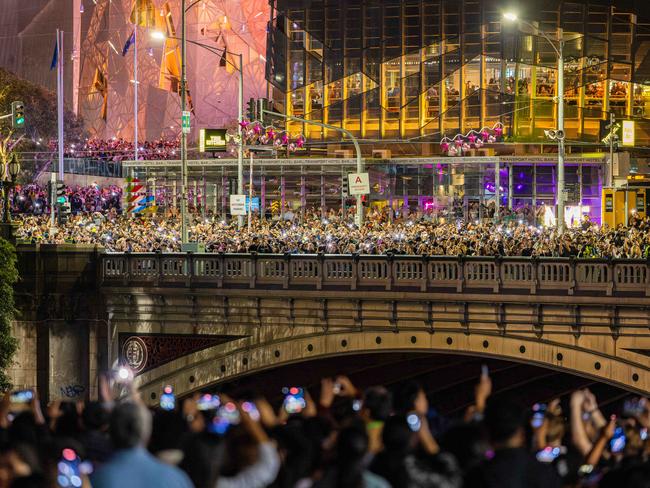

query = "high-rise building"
[{"left": 266, "top": 0, "right": 650, "bottom": 148}]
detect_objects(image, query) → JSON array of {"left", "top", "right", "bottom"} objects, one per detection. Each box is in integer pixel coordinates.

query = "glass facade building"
[{"left": 266, "top": 0, "right": 650, "bottom": 145}]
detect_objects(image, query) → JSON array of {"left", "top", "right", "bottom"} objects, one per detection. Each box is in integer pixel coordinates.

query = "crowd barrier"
[{"left": 101, "top": 253, "right": 650, "bottom": 296}]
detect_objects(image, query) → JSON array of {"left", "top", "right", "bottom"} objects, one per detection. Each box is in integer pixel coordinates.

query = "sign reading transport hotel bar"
[
  {"left": 199, "top": 128, "right": 227, "bottom": 152},
  {"left": 230, "top": 195, "right": 247, "bottom": 215},
  {"left": 348, "top": 172, "right": 370, "bottom": 195}
]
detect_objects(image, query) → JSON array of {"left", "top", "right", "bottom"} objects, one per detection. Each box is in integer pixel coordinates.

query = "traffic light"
[
  {"left": 246, "top": 98, "right": 257, "bottom": 121},
  {"left": 11, "top": 101, "right": 25, "bottom": 129},
  {"left": 56, "top": 181, "right": 66, "bottom": 204}
]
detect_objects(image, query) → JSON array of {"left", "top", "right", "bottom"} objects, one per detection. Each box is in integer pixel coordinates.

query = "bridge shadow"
[{"left": 215, "top": 352, "right": 633, "bottom": 417}]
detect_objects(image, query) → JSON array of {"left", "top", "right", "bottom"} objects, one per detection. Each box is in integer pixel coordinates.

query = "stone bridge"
[{"left": 97, "top": 253, "right": 650, "bottom": 404}]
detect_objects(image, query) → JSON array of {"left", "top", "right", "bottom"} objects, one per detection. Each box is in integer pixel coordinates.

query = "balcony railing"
[{"left": 100, "top": 253, "right": 650, "bottom": 297}]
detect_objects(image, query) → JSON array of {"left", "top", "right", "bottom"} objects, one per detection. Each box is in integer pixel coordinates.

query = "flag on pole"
[
  {"left": 50, "top": 37, "right": 58, "bottom": 71},
  {"left": 122, "top": 30, "right": 136, "bottom": 56}
]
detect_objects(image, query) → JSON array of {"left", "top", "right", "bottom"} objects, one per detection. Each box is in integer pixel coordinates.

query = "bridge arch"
[{"left": 135, "top": 328, "right": 650, "bottom": 404}]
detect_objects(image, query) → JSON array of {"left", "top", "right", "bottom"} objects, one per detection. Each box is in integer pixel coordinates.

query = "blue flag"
[
  {"left": 122, "top": 30, "right": 135, "bottom": 56},
  {"left": 50, "top": 39, "right": 58, "bottom": 71}
]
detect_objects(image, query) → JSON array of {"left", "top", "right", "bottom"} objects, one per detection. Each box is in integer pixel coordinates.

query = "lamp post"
[
  {"left": 0, "top": 153, "right": 20, "bottom": 240},
  {"left": 152, "top": 26, "right": 244, "bottom": 232},
  {"left": 180, "top": 0, "right": 189, "bottom": 245},
  {"left": 503, "top": 12, "right": 566, "bottom": 232}
]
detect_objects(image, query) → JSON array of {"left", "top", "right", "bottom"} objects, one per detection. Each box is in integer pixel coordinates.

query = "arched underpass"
[{"left": 210, "top": 352, "right": 635, "bottom": 418}]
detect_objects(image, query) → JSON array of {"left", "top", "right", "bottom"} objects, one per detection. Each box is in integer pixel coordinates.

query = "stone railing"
[{"left": 100, "top": 253, "right": 650, "bottom": 297}]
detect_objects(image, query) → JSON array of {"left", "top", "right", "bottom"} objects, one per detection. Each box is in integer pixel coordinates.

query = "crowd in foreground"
[
  {"left": 2, "top": 368, "right": 649, "bottom": 487},
  {"left": 13, "top": 208, "right": 650, "bottom": 258}
]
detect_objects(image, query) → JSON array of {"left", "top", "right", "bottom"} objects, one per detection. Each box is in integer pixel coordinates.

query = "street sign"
[
  {"left": 230, "top": 194, "right": 247, "bottom": 215},
  {"left": 348, "top": 172, "right": 370, "bottom": 195},
  {"left": 246, "top": 197, "right": 260, "bottom": 212},
  {"left": 182, "top": 111, "right": 191, "bottom": 134},
  {"left": 199, "top": 128, "right": 227, "bottom": 152},
  {"left": 622, "top": 120, "right": 635, "bottom": 147}
]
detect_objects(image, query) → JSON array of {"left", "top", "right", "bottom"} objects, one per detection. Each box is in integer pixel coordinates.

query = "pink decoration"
[
  {"left": 281, "top": 133, "right": 289, "bottom": 145},
  {"left": 488, "top": 135, "right": 496, "bottom": 143},
  {"left": 468, "top": 134, "right": 477, "bottom": 145},
  {"left": 481, "top": 130, "right": 489, "bottom": 141},
  {"left": 288, "top": 143, "right": 297, "bottom": 152},
  {"left": 494, "top": 126, "right": 503, "bottom": 138},
  {"left": 267, "top": 128, "right": 275, "bottom": 139},
  {"left": 239, "top": 120, "right": 250, "bottom": 129},
  {"left": 475, "top": 139, "right": 483, "bottom": 148},
  {"left": 273, "top": 138, "right": 282, "bottom": 148},
  {"left": 462, "top": 143, "right": 470, "bottom": 152},
  {"left": 440, "top": 142, "right": 449, "bottom": 152},
  {"left": 296, "top": 136, "right": 305, "bottom": 148},
  {"left": 448, "top": 146, "right": 458, "bottom": 156},
  {"left": 253, "top": 123, "right": 263, "bottom": 135},
  {"left": 455, "top": 139, "right": 463, "bottom": 147}
]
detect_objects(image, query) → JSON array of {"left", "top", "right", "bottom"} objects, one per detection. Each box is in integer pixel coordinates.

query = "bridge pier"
[{"left": 12, "top": 244, "right": 106, "bottom": 402}]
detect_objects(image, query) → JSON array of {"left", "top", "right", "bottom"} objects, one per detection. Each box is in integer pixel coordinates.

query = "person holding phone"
[
  {"left": 214, "top": 400, "right": 280, "bottom": 488},
  {"left": 91, "top": 402, "right": 193, "bottom": 488}
]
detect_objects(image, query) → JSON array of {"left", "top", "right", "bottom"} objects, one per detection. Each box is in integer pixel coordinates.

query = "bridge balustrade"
[{"left": 101, "top": 253, "right": 650, "bottom": 296}]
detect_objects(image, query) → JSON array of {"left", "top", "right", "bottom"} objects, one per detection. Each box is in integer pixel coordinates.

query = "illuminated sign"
[
  {"left": 199, "top": 128, "right": 227, "bottom": 152},
  {"left": 622, "top": 120, "right": 635, "bottom": 146}
]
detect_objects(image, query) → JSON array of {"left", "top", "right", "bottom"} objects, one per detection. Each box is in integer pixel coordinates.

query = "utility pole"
[
  {"left": 180, "top": 0, "right": 189, "bottom": 244},
  {"left": 556, "top": 28, "right": 565, "bottom": 233},
  {"left": 608, "top": 112, "right": 615, "bottom": 187}
]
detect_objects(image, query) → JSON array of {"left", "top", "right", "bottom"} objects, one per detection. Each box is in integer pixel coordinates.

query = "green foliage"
[
  {"left": 0, "top": 238, "right": 18, "bottom": 391},
  {"left": 0, "top": 68, "right": 85, "bottom": 146}
]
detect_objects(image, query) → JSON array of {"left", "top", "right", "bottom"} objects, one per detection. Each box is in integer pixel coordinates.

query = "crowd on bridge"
[
  {"left": 58, "top": 138, "right": 180, "bottom": 161},
  {"left": 13, "top": 208, "right": 650, "bottom": 259},
  {"left": 1, "top": 368, "right": 649, "bottom": 487}
]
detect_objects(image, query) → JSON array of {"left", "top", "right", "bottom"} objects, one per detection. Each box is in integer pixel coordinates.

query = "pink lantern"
[
  {"left": 494, "top": 126, "right": 503, "bottom": 138},
  {"left": 267, "top": 128, "right": 276, "bottom": 139},
  {"left": 440, "top": 142, "right": 449, "bottom": 152},
  {"left": 468, "top": 134, "right": 477, "bottom": 145},
  {"left": 480, "top": 130, "right": 489, "bottom": 141},
  {"left": 281, "top": 133, "right": 289, "bottom": 145},
  {"left": 239, "top": 120, "right": 250, "bottom": 129},
  {"left": 296, "top": 136, "right": 305, "bottom": 148},
  {"left": 253, "top": 123, "right": 263, "bottom": 135}
]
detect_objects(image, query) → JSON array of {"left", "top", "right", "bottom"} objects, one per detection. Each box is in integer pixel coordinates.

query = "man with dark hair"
[
  {"left": 464, "top": 396, "right": 561, "bottom": 488},
  {"left": 91, "top": 402, "right": 193, "bottom": 488}
]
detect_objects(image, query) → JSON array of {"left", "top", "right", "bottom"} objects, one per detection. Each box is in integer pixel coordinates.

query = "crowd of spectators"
[
  {"left": 2, "top": 368, "right": 649, "bottom": 487},
  {"left": 51, "top": 138, "right": 180, "bottom": 161},
  {"left": 13, "top": 208, "right": 650, "bottom": 258},
  {"left": 9, "top": 184, "right": 122, "bottom": 216}
]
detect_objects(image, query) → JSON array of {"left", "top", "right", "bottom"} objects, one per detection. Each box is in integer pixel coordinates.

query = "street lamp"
[
  {"left": 1, "top": 153, "right": 20, "bottom": 230},
  {"left": 151, "top": 16, "right": 245, "bottom": 234},
  {"left": 503, "top": 12, "right": 566, "bottom": 232}
]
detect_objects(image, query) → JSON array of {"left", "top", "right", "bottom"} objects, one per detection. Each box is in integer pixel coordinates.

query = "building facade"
[
  {"left": 79, "top": 0, "right": 270, "bottom": 140},
  {"left": 266, "top": 0, "right": 650, "bottom": 147}
]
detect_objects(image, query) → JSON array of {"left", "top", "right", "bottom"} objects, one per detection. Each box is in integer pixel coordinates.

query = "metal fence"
[{"left": 101, "top": 253, "right": 650, "bottom": 296}]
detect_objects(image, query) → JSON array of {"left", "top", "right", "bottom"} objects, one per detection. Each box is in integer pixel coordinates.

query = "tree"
[
  {"left": 0, "top": 238, "right": 18, "bottom": 391},
  {"left": 0, "top": 68, "right": 86, "bottom": 146}
]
